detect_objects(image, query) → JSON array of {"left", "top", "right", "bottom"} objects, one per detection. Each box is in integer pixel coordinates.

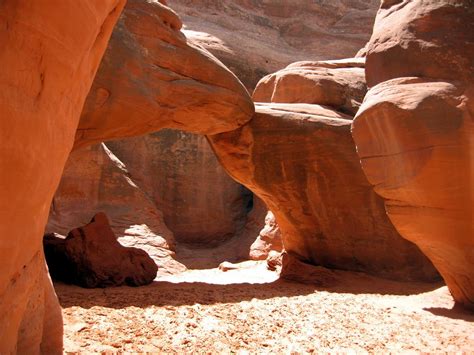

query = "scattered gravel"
[{"left": 57, "top": 261, "right": 474, "bottom": 353}]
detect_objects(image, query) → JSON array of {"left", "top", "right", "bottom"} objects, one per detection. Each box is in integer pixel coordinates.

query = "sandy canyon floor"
[{"left": 57, "top": 261, "right": 474, "bottom": 353}]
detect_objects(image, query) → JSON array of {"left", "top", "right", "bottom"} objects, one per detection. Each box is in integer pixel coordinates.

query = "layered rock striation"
[
  {"left": 107, "top": 130, "right": 252, "bottom": 246},
  {"left": 0, "top": 1, "right": 126, "bottom": 352},
  {"left": 209, "top": 103, "right": 438, "bottom": 281},
  {"left": 352, "top": 0, "right": 474, "bottom": 309},
  {"left": 75, "top": 0, "right": 254, "bottom": 148},
  {"left": 170, "top": 0, "right": 379, "bottom": 89}
]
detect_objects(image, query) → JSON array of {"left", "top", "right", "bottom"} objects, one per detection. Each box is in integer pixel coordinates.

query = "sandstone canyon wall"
[
  {"left": 352, "top": 0, "right": 474, "bottom": 309},
  {"left": 51, "top": 0, "right": 382, "bottom": 265},
  {"left": 0, "top": 1, "right": 126, "bottom": 353},
  {"left": 169, "top": 0, "right": 379, "bottom": 90},
  {"left": 221, "top": 58, "right": 437, "bottom": 280},
  {"left": 2, "top": 2, "right": 471, "bottom": 353},
  {"left": 49, "top": 132, "right": 255, "bottom": 270},
  {"left": 75, "top": 0, "right": 254, "bottom": 148},
  {"left": 46, "top": 143, "right": 184, "bottom": 275},
  {"left": 209, "top": 102, "right": 438, "bottom": 281},
  {"left": 49, "top": 0, "right": 255, "bottom": 261},
  {"left": 49, "top": 0, "right": 445, "bottom": 285},
  {"left": 1, "top": 0, "right": 256, "bottom": 352},
  {"left": 107, "top": 130, "right": 252, "bottom": 246}
]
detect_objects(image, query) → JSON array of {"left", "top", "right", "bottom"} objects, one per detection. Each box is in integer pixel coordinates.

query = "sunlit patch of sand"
[
  {"left": 156, "top": 260, "right": 278, "bottom": 284},
  {"left": 57, "top": 262, "right": 474, "bottom": 353}
]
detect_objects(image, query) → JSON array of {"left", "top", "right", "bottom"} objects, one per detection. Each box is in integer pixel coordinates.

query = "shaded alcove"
[
  {"left": 107, "top": 129, "right": 255, "bottom": 248},
  {"left": 46, "top": 128, "right": 268, "bottom": 276}
]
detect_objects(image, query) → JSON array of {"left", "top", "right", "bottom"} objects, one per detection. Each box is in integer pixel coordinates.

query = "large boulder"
[
  {"left": 170, "top": 0, "right": 379, "bottom": 89},
  {"left": 208, "top": 103, "right": 438, "bottom": 281},
  {"left": 44, "top": 213, "right": 158, "bottom": 288},
  {"left": 249, "top": 210, "right": 284, "bottom": 261},
  {"left": 75, "top": 0, "right": 254, "bottom": 148},
  {"left": 47, "top": 143, "right": 184, "bottom": 275},
  {"left": 253, "top": 58, "right": 366, "bottom": 115},
  {"left": 363, "top": 0, "right": 474, "bottom": 88},
  {"left": 352, "top": 0, "right": 474, "bottom": 310},
  {"left": 0, "top": 1, "right": 125, "bottom": 353}
]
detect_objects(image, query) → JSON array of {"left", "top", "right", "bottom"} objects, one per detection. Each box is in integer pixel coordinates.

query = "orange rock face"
[
  {"left": 48, "top": 133, "right": 255, "bottom": 273},
  {"left": 47, "top": 144, "right": 182, "bottom": 275},
  {"left": 107, "top": 130, "right": 252, "bottom": 246},
  {"left": 170, "top": 0, "right": 379, "bottom": 89},
  {"left": 75, "top": 0, "right": 254, "bottom": 149},
  {"left": 47, "top": 0, "right": 255, "bottom": 275},
  {"left": 0, "top": 0, "right": 125, "bottom": 352},
  {"left": 364, "top": 0, "right": 474, "bottom": 88},
  {"left": 249, "top": 210, "right": 283, "bottom": 261},
  {"left": 352, "top": 0, "right": 474, "bottom": 309},
  {"left": 44, "top": 213, "right": 158, "bottom": 288},
  {"left": 209, "top": 103, "right": 438, "bottom": 281},
  {"left": 253, "top": 58, "right": 366, "bottom": 115}
]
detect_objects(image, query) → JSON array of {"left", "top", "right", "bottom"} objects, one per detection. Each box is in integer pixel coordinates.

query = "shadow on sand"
[
  {"left": 424, "top": 305, "right": 474, "bottom": 321},
  {"left": 55, "top": 270, "right": 445, "bottom": 310}
]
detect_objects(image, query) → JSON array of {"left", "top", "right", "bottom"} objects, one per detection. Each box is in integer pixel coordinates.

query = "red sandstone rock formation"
[
  {"left": 47, "top": 144, "right": 184, "bottom": 275},
  {"left": 107, "top": 130, "right": 252, "bottom": 246},
  {"left": 48, "top": 0, "right": 257, "bottom": 272},
  {"left": 1, "top": 0, "right": 255, "bottom": 351},
  {"left": 75, "top": 0, "right": 254, "bottom": 149},
  {"left": 253, "top": 58, "right": 366, "bottom": 115},
  {"left": 48, "top": 133, "right": 256, "bottom": 272},
  {"left": 169, "top": 0, "right": 379, "bottom": 89},
  {"left": 352, "top": 0, "right": 474, "bottom": 310},
  {"left": 48, "top": 144, "right": 174, "bottom": 248},
  {"left": 208, "top": 103, "right": 438, "bottom": 281},
  {"left": 0, "top": 1, "right": 125, "bottom": 352},
  {"left": 279, "top": 252, "right": 338, "bottom": 286},
  {"left": 249, "top": 210, "right": 283, "bottom": 261},
  {"left": 44, "top": 213, "right": 158, "bottom": 288},
  {"left": 49, "top": 0, "right": 258, "bottom": 260}
]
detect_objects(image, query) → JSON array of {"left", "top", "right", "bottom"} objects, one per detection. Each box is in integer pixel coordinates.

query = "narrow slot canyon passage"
[
  {"left": 2, "top": 0, "right": 473, "bottom": 352},
  {"left": 46, "top": 131, "right": 473, "bottom": 353},
  {"left": 56, "top": 269, "right": 472, "bottom": 352}
]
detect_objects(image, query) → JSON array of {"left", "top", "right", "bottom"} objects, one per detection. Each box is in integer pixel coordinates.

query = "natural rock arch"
[
  {"left": 1, "top": 0, "right": 472, "bottom": 353},
  {"left": 0, "top": 0, "right": 253, "bottom": 352},
  {"left": 76, "top": 0, "right": 438, "bottom": 282}
]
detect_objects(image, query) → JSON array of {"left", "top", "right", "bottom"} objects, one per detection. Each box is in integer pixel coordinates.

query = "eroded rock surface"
[
  {"left": 363, "top": 0, "right": 474, "bottom": 88},
  {"left": 209, "top": 103, "right": 438, "bottom": 281},
  {"left": 279, "top": 252, "right": 338, "bottom": 286},
  {"left": 48, "top": 0, "right": 257, "bottom": 282},
  {"left": 75, "top": 0, "right": 254, "bottom": 148},
  {"left": 253, "top": 58, "right": 366, "bottom": 115},
  {"left": 0, "top": 1, "right": 125, "bottom": 352},
  {"left": 352, "top": 0, "right": 474, "bottom": 309},
  {"left": 47, "top": 143, "right": 184, "bottom": 275},
  {"left": 107, "top": 130, "right": 252, "bottom": 246},
  {"left": 44, "top": 213, "right": 158, "bottom": 288},
  {"left": 170, "top": 0, "right": 379, "bottom": 89},
  {"left": 249, "top": 210, "right": 283, "bottom": 261},
  {"left": 1, "top": 0, "right": 256, "bottom": 350}
]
